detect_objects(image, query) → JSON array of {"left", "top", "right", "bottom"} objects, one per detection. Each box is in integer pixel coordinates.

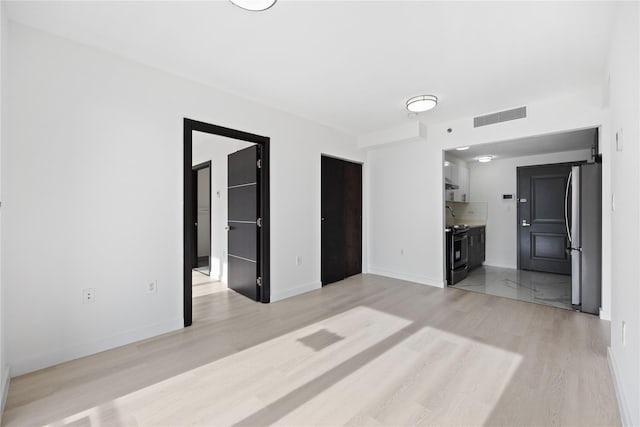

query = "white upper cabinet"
[
  {"left": 456, "top": 166, "right": 469, "bottom": 202},
  {"left": 444, "top": 161, "right": 470, "bottom": 203}
]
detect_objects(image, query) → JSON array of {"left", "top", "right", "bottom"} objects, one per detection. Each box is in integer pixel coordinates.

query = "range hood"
[{"left": 445, "top": 177, "right": 459, "bottom": 190}]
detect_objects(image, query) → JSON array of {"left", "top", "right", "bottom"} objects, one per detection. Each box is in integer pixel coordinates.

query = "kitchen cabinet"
[
  {"left": 456, "top": 166, "right": 469, "bottom": 202},
  {"left": 467, "top": 226, "right": 485, "bottom": 270},
  {"left": 444, "top": 162, "right": 470, "bottom": 203}
]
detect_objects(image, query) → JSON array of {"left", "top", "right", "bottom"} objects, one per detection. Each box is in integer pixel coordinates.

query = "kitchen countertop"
[
  {"left": 466, "top": 221, "right": 486, "bottom": 228},
  {"left": 446, "top": 221, "right": 486, "bottom": 228}
]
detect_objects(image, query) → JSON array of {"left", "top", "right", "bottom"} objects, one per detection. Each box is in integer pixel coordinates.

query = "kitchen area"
[
  {"left": 442, "top": 129, "right": 602, "bottom": 314},
  {"left": 444, "top": 152, "right": 488, "bottom": 287}
]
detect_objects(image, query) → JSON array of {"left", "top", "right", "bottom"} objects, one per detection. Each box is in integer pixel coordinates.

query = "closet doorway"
[{"left": 321, "top": 156, "right": 362, "bottom": 285}]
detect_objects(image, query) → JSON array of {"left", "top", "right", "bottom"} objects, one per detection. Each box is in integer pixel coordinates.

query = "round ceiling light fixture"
[
  {"left": 478, "top": 156, "right": 493, "bottom": 163},
  {"left": 456, "top": 146, "right": 470, "bottom": 151},
  {"left": 406, "top": 95, "right": 438, "bottom": 113},
  {"left": 230, "top": 0, "right": 277, "bottom": 11}
]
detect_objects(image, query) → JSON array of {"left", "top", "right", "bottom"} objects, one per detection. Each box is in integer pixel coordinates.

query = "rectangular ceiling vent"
[{"left": 474, "top": 106, "right": 527, "bottom": 128}]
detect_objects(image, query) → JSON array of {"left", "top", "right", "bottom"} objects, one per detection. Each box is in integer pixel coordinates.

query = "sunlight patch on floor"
[
  {"left": 277, "top": 327, "right": 523, "bottom": 426},
  {"left": 192, "top": 270, "right": 227, "bottom": 297},
  {"left": 48, "top": 306, "right": 412, "bottom": 426}
]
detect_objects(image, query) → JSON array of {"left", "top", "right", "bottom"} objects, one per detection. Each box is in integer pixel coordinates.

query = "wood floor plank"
[{"left": 2, "top": 274, "right": 620, "bottom": 426}]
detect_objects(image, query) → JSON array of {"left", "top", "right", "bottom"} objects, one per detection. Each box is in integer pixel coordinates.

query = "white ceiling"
[
  {"left": 446, "top": 127, "right": 597, "bottom": 162},
  {"left": 6, "top": 1, "right": 616, "bottom": 135}
]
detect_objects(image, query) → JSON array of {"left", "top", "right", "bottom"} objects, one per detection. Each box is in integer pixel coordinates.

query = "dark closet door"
[
  {"left": 321, "top": 156, "right": 346, "bottom": 285},
  {"left": 228, "top": 145, "right": 260, "bottom": 300},
  {"left": 321, "top": 156, "right": 362, "bottom": 285},
  {"left": 344, "top": 161, "right": 362, "bottom": 277}
]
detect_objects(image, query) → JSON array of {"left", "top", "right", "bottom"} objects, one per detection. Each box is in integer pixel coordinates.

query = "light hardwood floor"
[{"left": 3, "top": 274, "right": 620, "bottom": 426}]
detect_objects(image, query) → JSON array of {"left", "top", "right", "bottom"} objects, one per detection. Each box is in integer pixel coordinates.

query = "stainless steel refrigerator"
[{"left": 566, "top": 163, "right": 602, "bottom": 315}]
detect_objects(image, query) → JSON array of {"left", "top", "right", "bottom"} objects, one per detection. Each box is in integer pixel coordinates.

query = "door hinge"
[
  {"left": 257, "top": 217, "right": 262, "bottom": 227},
  {"left": 257, "top": 159, "right": 262, "bottom": 169},
  {"left": 256, "top": 277, "right": 262, "bottom": 287}
]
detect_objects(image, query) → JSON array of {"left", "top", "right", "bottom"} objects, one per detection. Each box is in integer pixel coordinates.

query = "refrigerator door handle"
[{"left": 564, "top": 170, "right": 573, "bottom": 244}]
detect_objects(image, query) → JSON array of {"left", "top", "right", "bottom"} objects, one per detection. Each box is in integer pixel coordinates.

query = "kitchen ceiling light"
[
  {"left": 456, "top": 146, "right": 470, "bottom": 151},
  {"left": 478, "top": 156, "right": 493, "bottom": 163},
  {"left": 230, "top": 0, "right": 277, "bottom": 11},
  {"left": 406, "top": 95, "right": 438, "bottom": 113}
]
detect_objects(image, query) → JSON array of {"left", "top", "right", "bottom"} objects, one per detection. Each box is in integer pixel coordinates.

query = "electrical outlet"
[
  {"left": 296, "top": 256, "right": 302, "bottom": 266},
  {"left": 400, "top": 248, "right": 404, "bottom": 255},
  {"left": 146, "top": 281, "right": 157, "bottom": 294},
  {"left": 622, "top": 321, "right": 627, "bottom": 346},
  {"left": 82, "top": 288, "right": 96, "bottom": 304}
]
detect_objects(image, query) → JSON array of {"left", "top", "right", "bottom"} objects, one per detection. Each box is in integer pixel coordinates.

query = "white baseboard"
[
  {"left": 11, "top": 318, "right": 183, "bottom": 376},
  {"left": 483, "top": 262, "right": 517, "bottom": 269},
  {"left": 270, "top": 281, "right": 321, "bottom": 302},
  {"left": 0, "top": 365, "right": 10, "bottom": 424},
  {"left": 600, "top": 307, "right": 611, "bottom": 321},
  {"left": 367, "top": 267, "right": 445, "bottom": 288},
  {"left": 608, "top": 347, "right": 633, "bottom": 426}
]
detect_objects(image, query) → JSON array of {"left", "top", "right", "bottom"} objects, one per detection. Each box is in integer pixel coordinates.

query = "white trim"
[
  {"left": 599, "top": 307, "right": 611, "bottom": 321},
  {"left": 482, "top": 262, "right": 518, "bottom": 270},
  {"left": 270, "top": 281, "right": 321, "bottom": 302},
  {"left": 11, "top": 318, "right": 183, "bottom": 376},
  {"left": 0, "top": 366, "right": 10, "bottom": 424},
  {"left": 608, "top": 347, "right": 633, "bottom": 426},
  {"left": 367, "top": 267, "right": 445, "bottom": 288}
]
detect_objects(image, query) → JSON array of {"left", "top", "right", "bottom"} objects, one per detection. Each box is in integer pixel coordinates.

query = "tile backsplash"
[{"left": 445, "top": 201, "right": 488, "bottom": 226}]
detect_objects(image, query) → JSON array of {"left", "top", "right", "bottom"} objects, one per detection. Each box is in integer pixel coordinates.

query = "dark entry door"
[
  {"left": 227, "top": 145, "right": 260, "bottom": 300},
  {"left": 518, "top": 163, "right": 572, "bottom": 274},
  {"left": 321, "top": 156, "right": 362, "bottom": 285}
]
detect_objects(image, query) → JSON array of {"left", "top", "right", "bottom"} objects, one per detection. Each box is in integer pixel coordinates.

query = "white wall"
[
  {"left": 3, "top": 23, "right": 365, "bottom": 376},
  {"left": 0, "top": 1, "right": 8, "bottom": 417},
  {"left": 368, "top": 138, "right": 443, "bottom": 286},
  {"left": 468, "top": 149, "right": 591, "bottom": 269},
  {"left": 192, "top": 135, "right": 253, "bottom": 283},
  {"left": 606, "top": 3, "right": 640, "bottom": 426}
]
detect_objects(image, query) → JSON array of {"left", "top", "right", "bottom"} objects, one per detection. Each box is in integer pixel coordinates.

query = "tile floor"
[{"left": 450, "top": 265, "right": 573, "bottom": 310}]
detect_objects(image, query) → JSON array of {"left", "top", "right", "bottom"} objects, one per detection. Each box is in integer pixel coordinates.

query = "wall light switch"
[
  {"left": 616, "top": 129, "right": 623, "bottom": 152},
  {"left": 612, "top": 193, "right": 616, "bottom": 212}
]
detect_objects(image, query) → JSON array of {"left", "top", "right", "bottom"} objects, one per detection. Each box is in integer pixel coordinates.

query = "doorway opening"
[
  {"left": 184, "top": 119, "right": 270, "bottom": 327},
  {"left": 442, "top": 127, "right": 602, "bottom": 313}
]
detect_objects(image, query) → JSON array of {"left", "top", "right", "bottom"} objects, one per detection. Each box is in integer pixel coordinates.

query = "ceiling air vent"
[{"left": 474, "top": 106, "right": 527, "bottom": 128}]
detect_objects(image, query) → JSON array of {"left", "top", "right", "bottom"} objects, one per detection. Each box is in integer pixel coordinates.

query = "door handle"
[
  {"left": 225, "top": 225, "right": 230, "bottom": 231},
  {"left": 521, "top": 220, "right": 531, "bottom": 227}
]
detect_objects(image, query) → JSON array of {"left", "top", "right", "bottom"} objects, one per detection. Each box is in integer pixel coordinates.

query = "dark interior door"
[
  {"left": 191, "top": 169, "right": 198, "bottom": 269},
  {"left": 321, "top": 156, "right": 362, "bottom": 285},
  {"left": 228, "top": 145, "right": 259, "bottom": 300},
  {"left": 193, "top": 163, "right": 211, "bottom": 275},
  {"left": 321, "top": 156, "right": 346, "bottom": 284},
  {"left": 344, "top": 161, "right": 363, "bottom": 276},
  {"left": 518, "top": 164, "right": 572, "bottom": 274}
]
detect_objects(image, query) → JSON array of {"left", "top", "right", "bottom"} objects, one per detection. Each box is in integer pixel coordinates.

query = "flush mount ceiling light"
[
  {"left": 456, "top": 146, "right": 470, "bottom": 151},
  {"left": 230, "top": 0, "right": 277, "bottom": 11},
  {"left": 406, "top": 95, "right": 438, "bottom": 113},
  {"left": 478, "top": 156, "right": 493, "bottom": 163}
]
